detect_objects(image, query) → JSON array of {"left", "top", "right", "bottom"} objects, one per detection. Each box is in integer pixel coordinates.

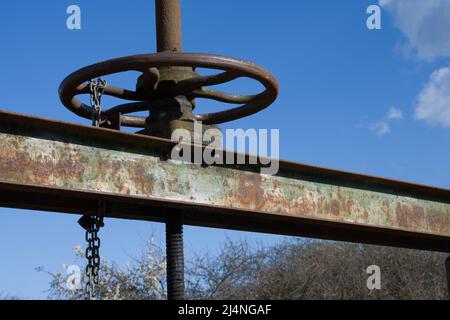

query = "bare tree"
[
  {"left": 187, "top": 240, "right": 449, "bottom": 300},
  {"left": 0, "top": 293, "right": 21, "bottom": 300},
  {"left": 43, "top": 238, "right": 449, "bottom": 300},
  {"left": 43, "top": 239, "right": 166, "bottom": 300}
]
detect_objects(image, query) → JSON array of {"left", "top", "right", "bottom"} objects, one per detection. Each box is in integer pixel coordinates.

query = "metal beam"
[{"left": 0, "top": 110, "right": 450, "bottom": 252}]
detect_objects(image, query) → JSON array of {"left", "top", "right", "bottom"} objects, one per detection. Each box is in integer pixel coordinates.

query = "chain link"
[
  {"left": 89, "top": 78, "right": 107, "bottom": 127},
  {"left": 83, "top": 201, "right": 105, "bottom": 300},
  {"left": 83, "top": 80, "right": 107, "bottom": 299}
]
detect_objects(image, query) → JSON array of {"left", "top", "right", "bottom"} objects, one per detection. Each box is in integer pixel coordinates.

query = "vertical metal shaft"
[
  {"left": 446, "top": 256, "right": 450, "bottom": 299},
  {"left": 155, "top": 0, "right": 182, "bottom": 52},
  {"left": 155, "top": 0, "right": 185, "bottom": 300}
]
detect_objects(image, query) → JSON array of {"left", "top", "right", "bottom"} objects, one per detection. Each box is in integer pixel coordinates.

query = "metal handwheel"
[{"left": 59, "top": 52, "right": 279, "bottom": 128}]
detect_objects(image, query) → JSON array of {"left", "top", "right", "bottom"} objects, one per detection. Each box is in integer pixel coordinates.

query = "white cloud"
[
  {"left": 415, "top": 67, "right": 450, "bottom": 126},
  {"left": 369, "top": 107, "right": 404, "bottom": 136},
  {"left": 370, "top": 122, "right": 390, "bottom": 136},
  {"left": 387, "top": 107, "right": 403, "bottom": 120},
  {"left": 379, "top": 0, "right": 450, "bottom": 61}
]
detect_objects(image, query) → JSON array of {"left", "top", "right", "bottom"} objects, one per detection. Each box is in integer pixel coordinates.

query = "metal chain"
[
  {"left": 80, "top": 201, "right": 105, "bottom": 300},
  {"left": 83, "top": 79, "right": 107, "bottom": 299},
  {"left": 89, "top": 78, "right": 107, "bottom": 127}
]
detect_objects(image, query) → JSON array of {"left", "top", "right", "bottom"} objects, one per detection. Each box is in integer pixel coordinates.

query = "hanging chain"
[
  {"left": 89, "top": 78, "right": 107, "bottom": 127},
  {"left": 81, "top": 79, "right": 107, "bottom": 299},
  {"left": 78, "top": 201, "right": 105, "bottom": 300}
]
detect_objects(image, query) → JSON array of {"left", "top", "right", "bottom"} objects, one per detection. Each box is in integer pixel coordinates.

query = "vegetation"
[{"left": 43, "top": 238, "right": 449, "bottom": 300}]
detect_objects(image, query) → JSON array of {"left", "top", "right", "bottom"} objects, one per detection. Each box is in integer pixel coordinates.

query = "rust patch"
[
  {"left": 427, "top": 210, "right": 450, "bottom": 234},
  {"left": 396, "top": 203, "right": 427, "bottom": 230},
  {"left": 128, "top": 160, "right": 155, "bottom": 196},
  {"left": 330, "top": 199, "right": 340, "bottom": 216},
  {"left": 56, "top": 157, "right": 85, "bottom": 180},
  {"left": 237, "top": 173, "right": 264, "bottom": 210}
]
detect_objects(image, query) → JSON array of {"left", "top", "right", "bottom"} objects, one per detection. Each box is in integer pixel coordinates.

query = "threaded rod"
[{"left": 166, "top": 214, "right": 185, "bottom": 300}]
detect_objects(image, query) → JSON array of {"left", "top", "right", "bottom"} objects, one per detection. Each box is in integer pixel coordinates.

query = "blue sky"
[{"left": 1, "top": 0, "right": 450, "bottom": 299}]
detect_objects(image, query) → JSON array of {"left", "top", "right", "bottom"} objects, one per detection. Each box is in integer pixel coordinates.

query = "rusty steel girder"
[{"left": 0, "top": 110, "right": 449, "bottom": 252}]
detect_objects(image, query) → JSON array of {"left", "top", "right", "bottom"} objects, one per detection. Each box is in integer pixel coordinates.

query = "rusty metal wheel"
[{"left": 59, "top": 52, "right": 278, "bottom": 128}]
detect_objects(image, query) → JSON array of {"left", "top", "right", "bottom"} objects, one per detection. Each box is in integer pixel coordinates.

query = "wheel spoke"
[
  {"left": 176, "top": 71, "right": 240, "bottom": 92},
  {"left": 76, "top": 84, "right": 145, "bottom": 101},
  {"left": 103, "top": 102, "right": 150, "bottom": 115},
  {"left": 191, "top": 89, "right": 255, "bottom": 104},
  {"left": 120, "top": 115, "right": 146, "bottom": 128}
]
